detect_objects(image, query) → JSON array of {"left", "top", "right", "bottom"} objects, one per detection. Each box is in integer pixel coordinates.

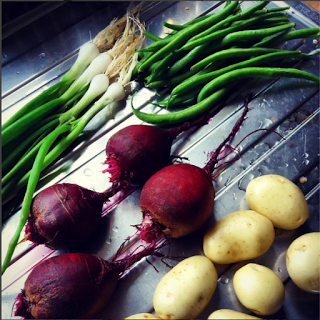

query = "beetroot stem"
[
  {"left": 99, "top": 180, "right": 128, "bottom": 202},
  {"left": 203, "top": 93, "right": 252, "bottom": 175}
]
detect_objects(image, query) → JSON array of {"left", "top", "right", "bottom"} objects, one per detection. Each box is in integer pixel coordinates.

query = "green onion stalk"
[
  {"left": 1, "top": 9, "right": 135, "bottom": 132},
  {"left": 1, "top": 17, "right": 144, "bottom": 275}
]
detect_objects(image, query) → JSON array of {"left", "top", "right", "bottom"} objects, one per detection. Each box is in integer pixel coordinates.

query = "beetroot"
[
  {"left": 103, "top": 111, "right": 216, "bottom": 185},
  {"left": 140, "top": 164, "right": 215, "bottom": 239},
  {"left": 104, "top": 125, "right": 172, "bottom": 185},
  {"left": 134, "top": 94, "right": 252, "bottom": 243},
  {"left": 25, "top": 183, "right": 122, "bottom": 249},
  {"left": 23, "top": 112, "right": 214, "bottom": 250},
  {"left": 14, "top": 244, "right": 164, "bottom": 319}
]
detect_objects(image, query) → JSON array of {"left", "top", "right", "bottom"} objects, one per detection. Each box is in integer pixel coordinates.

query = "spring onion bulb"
[
  {"left": 60, "top": 74, "right": 110, "bottom": 123},
  {"left": 2, "top": 53, "right": 113, "bottom": 147},
  {"left": 59, "top": 53, "right": 113, "bottom": 103},
  {"left": 60, "top": 42, "right": 100, "bottom": 85},
  {"left": 1, "top": 10, "right": 137, "bottom": 132}
]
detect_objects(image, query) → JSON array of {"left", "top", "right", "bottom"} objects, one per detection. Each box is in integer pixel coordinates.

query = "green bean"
[
  {"left": 266, "top": 5, "right": 290, "bottom": 12},
  {"left": 253, "top": 6, "right": 290, "bottom": 16},
  {"left": 137, "top": 1, "right": 240, "bottom": 73},
  {"left": 1, "top": 123, "right": 72, "bottom": 275},
  {"left": 194, "top": 22, "right": 295, "bottom": 68},
  {"left": 131, "top": 84, "right": 234, "bottom": 125},
  {"left": 181, "top": 11, "right": 287, "bottom": 51},
  {"left": 192, "top": 46, "right": 291, "bottom": 72},
  {"left": 189, "top": 1, "right": 270, "bottom": 44},
  {"left": 155, "top": 86, "right": 202, "bottom": 109},
  {"left": 146, "top": 51, "right": 185, "bottom": 84},
  {"left": 143, "top": 31, "right": 162, "bottom": 42},
  {"left": 171, "top": 50, "right": 302, "bottom": 99},
  {"left": 137, "top": 14, "right": 215, "bottom": 53},
  {"left": 166, "top": 42, "right": 211, "bottom": 77},
  {"left": 149, "top": 61, "right": 223, "bottom": 89},
  {"left": 253, "top": 17, "right": 290, "bottom": 28},
  {"left": 198, "top": 67, "right": 320, "bottom": 102},
  {"left": 162, "top": 15, "right": 212, "bottom": 31},
  {"left": 253, "top": 27, "right": 320, "bottom": 48}
]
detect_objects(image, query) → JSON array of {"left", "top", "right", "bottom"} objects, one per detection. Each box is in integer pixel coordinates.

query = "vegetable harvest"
[
  {"left": 21, "top": 112, "right": 215, "bottom": 250},
  {"left": 125, "top": 95, "right": 252, "bottom": 246},
  {"left": 2, "top": 1, "right": 319, "bottom": 319}
]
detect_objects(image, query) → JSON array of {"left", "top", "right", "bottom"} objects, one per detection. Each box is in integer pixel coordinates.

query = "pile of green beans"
[{"left": 132, "top": 1, "right": 320, "bottom": 125}]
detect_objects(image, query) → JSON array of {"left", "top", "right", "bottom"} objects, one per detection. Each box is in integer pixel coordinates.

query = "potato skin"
[
  {"left": 286, "top": 232, "right": 320, "bottom": 293},
  {"left": 125, "top": 313, "right": 160, "bottom": 319},
  {"left": 153, "top": 255, "right": 217, "bottom": 319},
  {"left": 246, "top": 174, "right": 309, "bottom": 229},
  {"left": 208, "top": 309, "right": 260, "bottom": 319},
  {"left": 203, "top": 210, "right": 275, "bottom": 264},
  {"left": 233, "top": 263, "right": 285, "bottom": 316}
]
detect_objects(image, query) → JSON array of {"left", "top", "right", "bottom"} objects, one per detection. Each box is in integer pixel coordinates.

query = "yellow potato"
[
  {"left": 208, "top": 309, "right": 260, "bottom": 319},
  {"left": 286, "top": 232, "right": 320, "bottom": 293},
  {"left": 246, "top": 174, "right": 309, "bottom": 229},
  {"left": 125, "top": 313, "right": 160, "bottom": 319},
  {"left": 153, "top": 255, "right": 217, "bottom": 319},
  {"left": 203, "top": 210, "right": 275, "bottom": 264},
  {"left": 233, "top": 263, "right": 285, "bottom": 316}
]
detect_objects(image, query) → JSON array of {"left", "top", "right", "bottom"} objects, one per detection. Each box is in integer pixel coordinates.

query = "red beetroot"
[
  {"left": 103, "top": 112, "right": 216, "bottom": 186},
  {"left": 25, "top": 183, "right": 122, "bottom": 249},
  {"left": 24, "top": 112, "right": 214, "bottom": 250},
  {"left": 135, "top": 94, "right": 252, "bottom": 243},
  {"left": 14, "top": 245, "right": 163, "bottom": 319}
]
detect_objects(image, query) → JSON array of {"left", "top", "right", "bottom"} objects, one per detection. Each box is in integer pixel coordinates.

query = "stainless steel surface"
[{"left": 1, "top": 1, "right": 319, "bottom": 319}]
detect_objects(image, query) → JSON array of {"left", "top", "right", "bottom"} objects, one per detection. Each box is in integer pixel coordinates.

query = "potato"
[
  {"left": 203, "top": 210, "right": 275, "bottom": 264},
  {"left": 125, "top": 313, "right": 160, "bottom": 319},
  {"left": 208, "top": 309, "right": 260, "bottom": 319},
  {"left": 286, "top": 232, "right": 320, "bottom": 293},
  {"left": 246, "top": 174, "right": 309, "bottom": 229},
  {"left": 153, "top": 255, "right": 217, "bottom": 319},
  {"left": 233, "top": 263, "right": 285, "bottom": 316}
]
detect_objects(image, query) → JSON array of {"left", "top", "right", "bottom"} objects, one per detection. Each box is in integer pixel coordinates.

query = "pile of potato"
[{"left": 125, "top": 175, "right": 319, "bottom": 319}]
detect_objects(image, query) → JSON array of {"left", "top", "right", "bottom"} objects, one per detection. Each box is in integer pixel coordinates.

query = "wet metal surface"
[{"left": 1, "top": 1, "right": 319, "bottom": 319}]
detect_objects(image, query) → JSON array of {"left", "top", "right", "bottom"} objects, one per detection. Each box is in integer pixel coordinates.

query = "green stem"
[
  {"left": 1, "top": 123, "right": 72, "bottom": 275},
  {"left": 3, "top": 97, "right": 114, "bottom": 202},
  {"left": 2, "top": 117, "right": 60, "bottom": 175}
]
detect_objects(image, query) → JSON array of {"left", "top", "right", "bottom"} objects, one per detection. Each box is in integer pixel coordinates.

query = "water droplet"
[
  {"left": 233, "top": 193, "right": 237, "bottom": 200},
  {"left": 238, "top": 173, "right": 255, "bottom": 191},
  {"left": 39, "top": 53, "right": 46, "bottom": 59},
  {"left": 284, "top": 163, "right": 289, "bottom": 167},
  {"left": 83, "top": 168, "right": 93, "bottom": 176},
  {"left": 302, "top": 153, "right": 309, "bottom": 158},
  {"left": 224, "top": 176, "right": 231, "bottom": 187},
  {"left": 293, "top": 158, "right": 297, "bottom": 162},
  {"left": 220, "top": 276, "right": 229, "bottom": 284},
  {"left": 16, "top": 71, "right": 19, "bottom": 74},
  {"left": 278, "top": 267, "right": 282, "bottom": 273},
  {"left": 112, "top": 226, "right": 119, "bottom": 232},
  {"left": 106, "top": 237, "right": 112, "bottom": 245},
  {"left": 302, "top": 159, "right": 310, "bottom": 166}
]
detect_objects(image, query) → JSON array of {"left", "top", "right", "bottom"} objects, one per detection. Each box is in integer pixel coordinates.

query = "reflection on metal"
[{"left": 1, "top": 1, "right": 319, "bottom": 319}]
